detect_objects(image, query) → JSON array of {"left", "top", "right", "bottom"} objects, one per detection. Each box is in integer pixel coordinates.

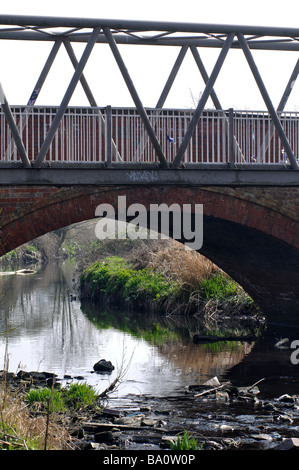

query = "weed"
[
  {"left": 62, "top": 382, "right": 98, "bottom": 410},
  {"left": 25, "top": 382, "right": 98, "bottom": 413},
  {"left": 25, "top": 387, "right": 66, "bottom": 413},
  {"left": 170, "top": 431, "right": 199, "bottom": 450}
]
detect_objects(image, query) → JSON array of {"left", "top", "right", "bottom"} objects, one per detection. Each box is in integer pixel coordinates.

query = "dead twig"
[
  {"left": 194, "top": 381, "right": 231, "bottom": 398},
  {"left": 247, "top": 378, "right": 265, "bottom": 391}
]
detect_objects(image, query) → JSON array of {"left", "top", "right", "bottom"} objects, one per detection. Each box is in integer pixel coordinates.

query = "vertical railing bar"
[
  {"left": 75, "top": 111, "right": 78, "bottom": 162},
  {"left": 229, "top": 108, "right": 234, "bottom": 167},
  {"left": 72, "top": 111, "right": 74, "bottom": 162},
  {"left": 206, "top": 114, "right": 211, "bottom": 163},
  {"left": 202, "top": 111, "right": 205, "bottom": 162},
  {"left": 123, "top": 112, "right": 127, "bottom": 162},
  {"left": 81, "top": 109, "right": 84, "bottom": 162},
  {"left": 74, "top": 111, "right": 77, "bottom": 162},
  {"left": 93, "top": 109, "right": 96, "bottom": 161},
  {"left": 97, "top": 108, "right": 101, "bottom": 161},
  {"left": 224, "top": 112, "right": 228, "bottom": 164},
  {"left": 126, "top": 113, "right": 129, "bottom": 162},
  {"left": 195, "top": 112, "right": 199, "bottom": 163},
  {"left": 84, "top": 109, "right": 87, "bottom": 162},
  {"left": 105, "top": 105, "right": 112, "bottom": 166},
  {"left": 256, "top": 113, "right": 260, "bottom": 163},
  {"left": 217, "top": 111, "right": 220, "bottom": 162}
]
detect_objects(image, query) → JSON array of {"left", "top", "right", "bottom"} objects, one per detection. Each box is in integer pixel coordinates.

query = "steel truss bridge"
[{"left": 1, "top": 15, "right": 299, "bottom": 185}]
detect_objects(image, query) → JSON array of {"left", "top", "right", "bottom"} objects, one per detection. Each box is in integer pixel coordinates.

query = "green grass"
[
  {"left": 62, "top": 382, "right": 98, "bottom": 410},
  {"left": 0, "top": 423, "right": 40, "bottom": 450},
  {"left": 80, "top": 256, "right": 256, "bottom": 316},
  {"left": 25, "top": 382, "right": 98, "bottom": 413},
  {"left": 80, "top": 256, "right": 179, "bottom": 311},
  {"left": 198, "top": 272, "right": 255, "bottom": 311},
  {"left": 170, "top": 431, "right": 199, "bottom": 450}
]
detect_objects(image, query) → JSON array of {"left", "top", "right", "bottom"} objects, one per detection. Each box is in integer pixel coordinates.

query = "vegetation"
[
  {"left": 0, "top": 386, "right": 73, "bottom": 450},
  {"left": 170, "top": 431, "right": 199, "bottom": 450},
  {"left": 80, "top": 243, "right": 258, "bottom": 317},
  {"left": 0, "top": 379, "right": 99, "bottom": 450},
  {"left": 80, "top": 255, "right": 180, "bottom": 313},
  {"left": 25, "top": 382, "right": 98, "bottom": 413}
]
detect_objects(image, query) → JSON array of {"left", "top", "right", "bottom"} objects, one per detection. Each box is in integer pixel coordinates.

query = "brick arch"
[{"left": 0, "top": 185, "right": 298, "bottom": 321}]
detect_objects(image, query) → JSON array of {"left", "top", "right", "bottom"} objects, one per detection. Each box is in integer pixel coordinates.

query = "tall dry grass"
[
  {"left": 129, "top": 239, "right": 255, "bottom": 317},
  {"left": 130, "top": 239, "right": 220, "bottom": 288},
  {"left": 129, "top": 239, "right": 222, "bottom": 314},
  {"left": 0, "top": 373, "right": 76, "bottom": 450}
]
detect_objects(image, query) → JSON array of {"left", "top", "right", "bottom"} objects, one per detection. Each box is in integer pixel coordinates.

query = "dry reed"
[
  {"left": 130, "top": 239, "right": 219, "bottom": 288},
  {"left": 129, "top": 239, "right": 256, "bottom": 317},
  {"left": 0, "top": 375, "right": 76, "bottom": 450}
]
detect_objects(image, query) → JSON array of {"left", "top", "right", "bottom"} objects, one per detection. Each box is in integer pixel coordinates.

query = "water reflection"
[{"left": 0, "top": 263, "right": 259, "bottom": 397}]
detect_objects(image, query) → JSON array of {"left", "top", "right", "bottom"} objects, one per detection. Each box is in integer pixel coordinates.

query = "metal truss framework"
[{"left": 1, "top": 15, "right": 299, "bottom": 170}]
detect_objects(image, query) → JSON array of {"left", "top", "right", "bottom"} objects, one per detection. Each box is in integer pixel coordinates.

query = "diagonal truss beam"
[
  {"left": 5, "top": 39, "right": 62, "bottom": 161},
  {"left": 190, "top": 45, "right": 245, "bottom": 163},
  {"left": 62, "top": 38, "right": 122, "bottom": 162},
  {"left": 1, "top": 17, "right": 299, "bottom": 170},
  {"left": 238, "top": 33, "right": 299, "bottom": 170},
  {"left": 33, "top": 26, "right": 101, "bottom": 168},
  {"left": 134, "top": 45, "right": 188, "bottom": 159},
  {"left": 0, "top": 83, "right": 31, "bottom": 167},
  {"left": 155, "top": 45, "right": 188, "bottom": 109},
  {"left": 259, "top": 56, "right": 299, "bottom": 161},
  {"left": 103, "top": 26, "right": 169, "bottom": 168},
  {"left": 172, "top": 33, "right": 235, "bottom": 168}
]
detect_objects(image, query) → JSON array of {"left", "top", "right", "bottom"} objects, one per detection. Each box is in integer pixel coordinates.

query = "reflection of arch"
[{"left": 0, "top": 185, "right": 298, "bottom": 320}]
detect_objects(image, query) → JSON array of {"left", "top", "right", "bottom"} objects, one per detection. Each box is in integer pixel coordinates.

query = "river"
[
  {"left": 3, "top": 261, "right": 299, "bottom": 451},
  {"left": 1, "top": 261, "right": 299, "bottom": 403}
]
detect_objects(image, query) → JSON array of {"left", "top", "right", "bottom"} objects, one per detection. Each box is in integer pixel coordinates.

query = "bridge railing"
[{"left": 0, "top": 106, "right": 298, "bottom": 166}]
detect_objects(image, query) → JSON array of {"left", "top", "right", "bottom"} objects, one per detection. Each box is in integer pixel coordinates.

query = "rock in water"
[{"left": 93, "top": 359, "right": 115, "bottom": 373}]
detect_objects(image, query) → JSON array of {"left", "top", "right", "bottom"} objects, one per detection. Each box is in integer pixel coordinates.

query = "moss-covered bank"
[{"left": 80, "top": 255, "right": 259, "bottom": 318}]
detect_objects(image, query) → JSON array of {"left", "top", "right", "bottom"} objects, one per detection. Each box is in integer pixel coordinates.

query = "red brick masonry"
[{"left": 0, "top": 184, "right": 298, "bottom": 319}]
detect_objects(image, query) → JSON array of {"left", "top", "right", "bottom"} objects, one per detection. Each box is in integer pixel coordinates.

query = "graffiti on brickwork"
[{"left": 126, "top": 170, "right": 160, "bottom": 183}]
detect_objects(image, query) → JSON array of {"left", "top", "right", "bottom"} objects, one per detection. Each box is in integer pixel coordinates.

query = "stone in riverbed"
[
  {"left": 93, "top": 359, "right": 115, "bottom": 373},
  {"left": 94, "top": 431, "right": 114, "bottom": 443},
  {"left": 273, "top": 438, "right": 299, "bottom": 450}
]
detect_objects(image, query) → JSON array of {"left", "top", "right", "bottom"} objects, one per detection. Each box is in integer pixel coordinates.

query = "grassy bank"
[
  {"left": 80, "top": 255, "right": 179, "bottom": 313},
  {"left": 80, "top": 245, "right": 257, "bottom": 317}
]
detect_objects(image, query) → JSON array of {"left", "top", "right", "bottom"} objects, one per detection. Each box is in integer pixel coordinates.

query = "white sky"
[{"left": 1, "top": 0, "right": 299, "bottom": 110}]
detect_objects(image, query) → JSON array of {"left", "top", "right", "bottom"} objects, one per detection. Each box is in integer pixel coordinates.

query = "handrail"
[{"left": 1, "top": 106, "right": 299, "bottom": 168}]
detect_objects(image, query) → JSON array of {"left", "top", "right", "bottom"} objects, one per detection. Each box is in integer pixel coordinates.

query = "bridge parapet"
[
  {"left": 1, "top": 106, "right": 299, "bottom": 169},
  {"left": 1, "top": 16, "right": 299, "bottom": 172}
]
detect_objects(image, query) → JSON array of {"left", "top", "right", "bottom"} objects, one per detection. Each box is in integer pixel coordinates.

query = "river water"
[{"left": 1, "top": 261, "right": 299, "bottom": 404}]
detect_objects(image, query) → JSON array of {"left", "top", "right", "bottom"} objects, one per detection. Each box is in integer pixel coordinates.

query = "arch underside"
[{"left": 0, "top": 187, "right": 298, "bottom": 323}]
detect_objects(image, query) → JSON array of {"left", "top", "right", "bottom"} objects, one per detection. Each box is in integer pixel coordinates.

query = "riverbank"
[
  {"left": 2, "top": 367, "right": 299, "bottom": 451},
  {"left": 80, "top": 247, "right": 261, "bottom": 321},
  {"left": 0, "top": 219, "right": 262, "bottom": 322},
  {"left": 0, "top": 220, "right": 270, "bottom": 453}
]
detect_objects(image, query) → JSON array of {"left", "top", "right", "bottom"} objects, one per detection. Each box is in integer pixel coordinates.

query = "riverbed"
[{"left": 1, "top": 262, "right": 299, "bottom": 450}]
